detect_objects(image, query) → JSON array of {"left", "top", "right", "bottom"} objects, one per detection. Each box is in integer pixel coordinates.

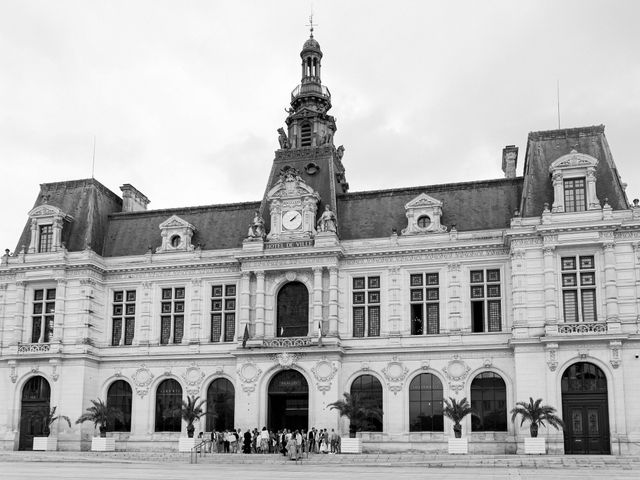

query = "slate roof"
[
  {"left": 520, "top": 125, "right": 629, "bottom": 216},
  {"left": 337, "top": 178, "right": 523, "bottom": 240}
]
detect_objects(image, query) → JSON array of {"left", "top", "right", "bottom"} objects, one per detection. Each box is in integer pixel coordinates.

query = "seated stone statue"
[
  {"left": 277, "top": 128, "right": 290, "bottom": 149},
  {"left": 317, "top": 205, "right": 337, "bottom": 234},
  {"left": 248, "top": 211, "right": 266, "bottom": 239}
]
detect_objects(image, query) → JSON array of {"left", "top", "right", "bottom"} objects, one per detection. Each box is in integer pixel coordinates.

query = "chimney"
[
  {"left": 120, "top": 184, "right": 150, "bottom": 212},
  {"left": 502, "top": 145, "right": 518, "bottom": 178}
]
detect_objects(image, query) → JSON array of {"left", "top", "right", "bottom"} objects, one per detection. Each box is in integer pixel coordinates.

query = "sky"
[{"left": 1, "top": 0, "right": 639, "bottom": 252}]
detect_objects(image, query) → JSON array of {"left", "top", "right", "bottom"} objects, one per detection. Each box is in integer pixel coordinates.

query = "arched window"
[
  {"left": 409, "top": 374, "right": 443, "bottom": 432},
  {"left": 277, "top": 281, "right": 309, "bottom": 337},
  {"left": 350, "top": 374, "right": 383, "bottom": 432},
  {"left": 206, "top": 378, "right": 235, "bottom": 431},
  {"left": 300, "top": 123, "right": 312, "bottom": 147},
  {"left": 107, "top": 380, "right": 132, "bottom": 432},
  {"left": 561, "top": 362, "right": 607, "bottom": 393},
  {"left": 471, "top": 372, "right": 507, "bottom": 431},
  {"left": 155, "top": 379, "right": 182, "bottom": 432},
  {"left": 19, "top": 376, "right": 51, "bottom": 450}
]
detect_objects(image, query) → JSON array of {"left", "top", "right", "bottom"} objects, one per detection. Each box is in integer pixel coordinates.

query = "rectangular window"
[
  {"left": 470, "top": 269, "right": 502, "bottom": 333},
  {"left": 112, "top": 290, "right": 136, "bottom": 346},
  {"left": 210, "top": 284, "right": 237, "bottom": 342},
  {"left": 410, "top": 273, "right": 440, "bottom": 335},
  {"left": 562, "top": 255, "right": 597, "bottom": 322},
  {"left": 38, "top": 225, "right": 53, "bottom": 253},
  {"left": 352, "top": 276, "right": 381, "bottom": 337},
  {"left": 32, "top": 288, "right": 56, "bottom": 343},
  {"left": 564, "top": 178, "right": 587, "bottom": 212},
  {"left": 160, "top": 287, "right": 185, "bottom": 344}
]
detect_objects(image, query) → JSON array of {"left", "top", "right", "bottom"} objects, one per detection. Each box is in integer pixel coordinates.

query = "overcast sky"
[{"left": 1, "top": 0, "right": 639, "bottom": 252}]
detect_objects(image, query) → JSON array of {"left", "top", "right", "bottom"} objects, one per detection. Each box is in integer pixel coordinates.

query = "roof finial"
[{"left": 306, "top": 11, "right": 316, "bottom": 38}]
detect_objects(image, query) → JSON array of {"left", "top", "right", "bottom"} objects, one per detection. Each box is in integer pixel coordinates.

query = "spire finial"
[{"left": 306, "top": 12, "right": 316, "bottom": 38}]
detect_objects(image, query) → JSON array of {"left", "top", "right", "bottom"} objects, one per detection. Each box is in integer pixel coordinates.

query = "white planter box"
[
  {"left": 340, "top": 437, "right": 362, "bottom": 454},
  {"left": 179, "top": 437, "right": 199, "bottom": 453},
  {"left": 91, "top": 437, "right": 115, "bottom": 452},
  {"left": 33, "top": 437, "right": 57, "bottom": 451},
  {"left": 524, "top": 437, "right": 546, "bottom": 454},
  {"left": 448, "top": 438, "right": 468, "bottom": 454}
]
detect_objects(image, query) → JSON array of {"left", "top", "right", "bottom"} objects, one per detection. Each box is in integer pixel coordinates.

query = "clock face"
[{"left": 282, "top": 210, "right": 302, "bottom": 230}]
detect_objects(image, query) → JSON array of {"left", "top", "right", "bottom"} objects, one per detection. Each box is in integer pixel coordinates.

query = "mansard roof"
[{"left": 520, "top": 125, "right": 629, "bottom": 217}]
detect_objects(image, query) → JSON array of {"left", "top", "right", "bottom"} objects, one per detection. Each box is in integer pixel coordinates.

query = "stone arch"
[
  {"left": 18, "top": 375, "right": 51, "bottom": 450},
  {"left": 276, "top": 281, "right": 310, "bottom": 337},
  {"left": 205, "top": 377, "right": 235, "bottom": 432},
  {"left": 407, "top": 372, "right": 444, "bottom": 432},
  {"left": 106, "top": 379, "right": 133, "bottom": 432},
  {"left": 469, "top": 370, "right": 508, "bottom": 432}
]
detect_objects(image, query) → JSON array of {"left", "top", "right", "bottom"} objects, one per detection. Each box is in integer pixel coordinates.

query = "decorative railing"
[
  {"left": 18, "top": 343, "right": 51, "bottom": 354},
  {"left": 558, "top": 322, "right": 607, "bottom": 335},
  {"left": 262, "top": 337, "right": 313, "bottom": 348}
]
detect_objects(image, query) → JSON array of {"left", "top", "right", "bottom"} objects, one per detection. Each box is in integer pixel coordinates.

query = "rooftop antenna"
[
  {"left": 91, "top": 135, "right": 96, "bottom": 179},
  {"left": 556, "top": 79, "right": 561, "bottom": 130}
]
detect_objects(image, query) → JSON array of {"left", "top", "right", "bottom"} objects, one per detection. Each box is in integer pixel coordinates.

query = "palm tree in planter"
[
  {"left": 167, "top": 395, "right": 208, "bottom": 438},
  {"left": 31, "top": 406, "right": 71, "bottom": 451},
  {"left": 76, "top": 398, "right": 124, "bottom": 452},
  {"left": 443, "top": 396, "right": 474, "bottom": 454},
  {"left": 510, "top": 397, "right": 564, "bottom": 454},
  {"left": 329, "top": 392, "right": 382, "bottom": 453}
]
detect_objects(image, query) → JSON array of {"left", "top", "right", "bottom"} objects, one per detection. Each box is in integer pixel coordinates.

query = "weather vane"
[{"left": 306, "top": 11, "right": 317, "bottom": 37}]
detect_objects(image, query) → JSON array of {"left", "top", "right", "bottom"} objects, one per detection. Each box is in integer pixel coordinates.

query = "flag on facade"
[
  {"left": 318, "top": 320, "right": 323, "bottom": 347},
  {"left": 242, "top": 324, "right": 249, "bottom": 348}
]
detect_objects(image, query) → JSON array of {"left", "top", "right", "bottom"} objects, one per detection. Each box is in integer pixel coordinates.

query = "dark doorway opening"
[
  {"left": 277, "top": 282, "right": 309, "bottom": 337},
  {"left": 19, "top": 376, "right": 51, "bottom": 450},
  {"left": 561, "top": 362, "right": 610, "bottom": 454},
  {"left": 268, "top": 370, "right": 308, "bottom": 432}
]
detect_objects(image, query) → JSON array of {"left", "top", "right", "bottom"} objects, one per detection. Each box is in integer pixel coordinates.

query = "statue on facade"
[
  {"left": 317, "top": 205, "right": 337, "bottom": 234},
  {"left": 247, "top": 211, "right": 266, "bottom": 239},
  {"left": 336, "top": 145, "right": 345, "bottom": 161},
  {"left": 277, "top": 128, "right": 290, "bottom": 149}
]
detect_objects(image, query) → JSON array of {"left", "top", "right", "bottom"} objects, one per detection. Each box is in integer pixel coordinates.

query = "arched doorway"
[
  {"left": 350, "top": 374, "right": 383, "bottom": 432},
  {"left": 206, "top": 378, "right": 235, "bottom": 431},
  {"left": 19, "top": 376, "right": 51, "bottom": 450},
  {"left": 268, "top": 370, "right": 308, "bottom": 432},
  {"left": 561, "top": 362, "right": 610, "bottom": 454},
  {"left": 277, "top": 282, "right": 309, "bottom": 337}
]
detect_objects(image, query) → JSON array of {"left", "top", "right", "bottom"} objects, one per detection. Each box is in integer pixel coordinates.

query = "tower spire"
[{"left": 306, "top": 13, "right": 317, "bottom": 38}]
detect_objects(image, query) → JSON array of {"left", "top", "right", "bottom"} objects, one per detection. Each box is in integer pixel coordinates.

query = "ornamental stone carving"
[
  {"left": 156, "top": 215, "right": 196, "bottom": 253},
  {"left": 237, "top": 361, "right": 262, "bottom": 394},
  {"left": 181, "top": 362, "right": 205, "bottom": 395},
  {"left": 402, "top": 193, "right": 447, "bottom": 235},
  {"left": 271, "top": 352, "right": 302, "bottom": 369},
  {"left": 311, "top": 357, "right": 338, "bottom": 394},
  {"left": 382, "top": 356, "right": 408, "bottom": 395},
  {"left": 609, "top": 340, "right": 622, "bottom": 369},
  {"left": 8, "top": 360, "right": 17, "bottom": 383},
  {"left": 442, "top": 356, "right": 470, "bottom": 395},
  {"left": 545, "top": 343, "right": 558, "bottom": 371},
  {"left": 132, "top": 364, "right": 155, "bottom": 398}
]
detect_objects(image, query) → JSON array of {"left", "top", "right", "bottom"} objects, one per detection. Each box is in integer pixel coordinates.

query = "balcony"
[
  {"left": 17, "top": 343, "right": 51, "bottom": 354},
  {"left": 556, "top": 322, "right": 607, "bottom": 335},
  {"left": 262, "top": 337, "right": 313, "bottom": 348}
]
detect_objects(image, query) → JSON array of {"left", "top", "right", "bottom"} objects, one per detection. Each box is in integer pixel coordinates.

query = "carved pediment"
[
  {"left": 157, "top": 215, "right": 196, "bottom": 253},
  {"left": 159, "top": 215, "right": 195, "bottom": 230},
  {"left": 404, "top": 193, "right": 443, "bottom": 209},
  {"left": 28, "top": 204, "right": 71, "bottom": 220},
  {"left": 549, "top": 150, "right": 598, "bottom": 171},
  {"left": 402, "top": 193, "right": 447, "bottom": 235}
]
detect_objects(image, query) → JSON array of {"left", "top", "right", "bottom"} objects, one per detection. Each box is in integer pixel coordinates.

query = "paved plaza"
[{"left": 0, "top": 453, "right": 639, "bottom": 480}]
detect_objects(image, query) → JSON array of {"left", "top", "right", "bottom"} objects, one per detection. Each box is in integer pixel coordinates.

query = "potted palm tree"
[
  {"left": 76, "top": 399, "right": 124, "bottom": 451},
  {"left": 168, "top": 395, "right": 208, "bottom": 452},
  {"left": 329, "top": 392, "right": 383, "bottom": 454},
  {"left": 510, "top": 397, "right": 564, "bottom": 454},
  {"left": 32, "top": 406, "right": 71, "bottom": 451},
  {"left": 443, "top": 397, "right": 473, "bottom": 454}
]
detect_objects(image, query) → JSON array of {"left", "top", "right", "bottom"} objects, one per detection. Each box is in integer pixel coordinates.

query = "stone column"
[
  {"left": 14, "top": 281, "right": 26, "bottom": 344},
  {"left": 447, "top": 263, "right": 462, "bottom": 332},
  {"left": 255, "top": 271, "right": 265, "bottom": 338},
  {"left": 602, "top": 242, "right": 619, "bottom": 321},
  {"left": 138, "top": 282, "right": 152, "bottom": 345},
  {"left": 53, "top": 278, "right": 67, "bottom": 343},
  {"left": 551, "top": 172, "right": 564, "bottom": 213},
  {"left": 239, "top": 272, "right": 251, "bottom": 338},
  {"left": 190, "top": 278, "right": 203, "bottom": 344},
  {"left": 28, "top": 219, "right": 38, "bottom": 253},
  {"left": 387, "top": 267, "right": 401, "bottom": 336},
  {"left": 543, "top": 246, "right": 557, "bottom": 324},
  {"left": 328, "top": 267, "right": 339, "bottom": 335},
  {"left": 313, "top": 267, "right": 323, "bottom": 336}
]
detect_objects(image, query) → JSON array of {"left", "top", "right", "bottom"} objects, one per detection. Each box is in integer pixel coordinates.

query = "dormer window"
[
  {"left": 157, "top": 215, "right": 196, "bottom": 253},
  {"left": 402, "top": 193, "right": 447, "bottom": 235},
  {"left": 549, "top": 150, "right": 599, "bottom": 213},
  {"left": 27, "top": 204, "right": 73, "bottom": 254}
]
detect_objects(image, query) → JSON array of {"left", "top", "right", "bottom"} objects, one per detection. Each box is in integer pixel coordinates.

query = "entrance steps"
[{"left": 0, "top": 451, "right": 638, "bottom": 469}]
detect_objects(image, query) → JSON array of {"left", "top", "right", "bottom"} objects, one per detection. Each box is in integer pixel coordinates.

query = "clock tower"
[{"left": 260, "top": 25, "right": 348, "bottom": 239}]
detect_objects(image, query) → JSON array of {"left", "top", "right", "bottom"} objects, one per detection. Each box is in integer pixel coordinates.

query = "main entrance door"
[
  {"left": 268, "top": 370, "right": 308, "bottom": 432},
  {"left": 561, "top": 362, "right": 610, "bottom": 454},
  {"left": 19, "top": 376, "right": 51, "bottom": 451}
]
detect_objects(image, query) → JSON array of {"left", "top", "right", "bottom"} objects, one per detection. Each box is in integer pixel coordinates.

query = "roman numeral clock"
[{"left": 266, "top": 167, "right": 320, "bottom": 241}]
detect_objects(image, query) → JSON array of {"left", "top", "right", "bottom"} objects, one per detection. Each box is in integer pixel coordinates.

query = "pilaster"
[
  {"left": 328, "top": 267, "right": 338, "bottom": 335},
  {"left": 255, "top": 271, "right": 265, "bottom": 338}
]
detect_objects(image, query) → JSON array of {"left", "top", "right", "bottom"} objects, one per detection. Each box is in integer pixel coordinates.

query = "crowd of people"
[{"left": 197, "top": 427, "right": 342, "bottom": 460}]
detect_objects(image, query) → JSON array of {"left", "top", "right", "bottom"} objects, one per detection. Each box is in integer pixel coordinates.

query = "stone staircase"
[{"left": 0, "top": 450, "right": 638, "bottom": 470}]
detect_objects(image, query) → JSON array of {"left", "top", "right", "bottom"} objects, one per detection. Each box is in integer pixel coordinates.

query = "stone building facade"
[{"left": 1, "top": 30, "right": 639, "bottom": 454}]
